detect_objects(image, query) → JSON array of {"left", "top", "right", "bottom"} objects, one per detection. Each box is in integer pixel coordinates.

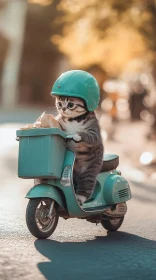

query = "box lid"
[{"left": 16, "top": 128, "right": 66, "bottom": 138}]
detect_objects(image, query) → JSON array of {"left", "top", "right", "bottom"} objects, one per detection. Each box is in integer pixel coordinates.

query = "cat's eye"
[
  {"left": 57, "top": 102, "right": 62, "bottom": 108},
  {"left": 67, "top": 102, "right": 75, "bottom": 109}
]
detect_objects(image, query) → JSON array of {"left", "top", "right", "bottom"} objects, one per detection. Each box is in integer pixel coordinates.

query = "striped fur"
[{"left": 55, "top": 96, "right": 104, "bottom": 203}]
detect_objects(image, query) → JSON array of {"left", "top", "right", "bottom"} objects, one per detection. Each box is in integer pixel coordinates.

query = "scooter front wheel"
[
  {"left": 101, "top": 216, "right": 124, "bottom": 231},
  {"left": 26, "top": 198, "right": 59, "bottom": 239}
]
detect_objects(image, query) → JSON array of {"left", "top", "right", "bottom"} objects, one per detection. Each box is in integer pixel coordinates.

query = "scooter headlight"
[{"left": 60, "top": 165, "right": 72, "bottom": 186}]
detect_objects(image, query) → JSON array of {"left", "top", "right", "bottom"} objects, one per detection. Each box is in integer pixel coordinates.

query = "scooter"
[{"left": 16, "top": 127, "right": 131, "bottom": 239}]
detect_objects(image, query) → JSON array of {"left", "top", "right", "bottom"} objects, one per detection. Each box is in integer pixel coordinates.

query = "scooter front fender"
[{"left": 26, "top": 184, "right": 65, "bottom": 209}]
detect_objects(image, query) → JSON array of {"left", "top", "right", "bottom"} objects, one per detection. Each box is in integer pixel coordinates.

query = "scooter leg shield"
[{"left": 26, "top": 184, "right": 65, "bottom": 209}]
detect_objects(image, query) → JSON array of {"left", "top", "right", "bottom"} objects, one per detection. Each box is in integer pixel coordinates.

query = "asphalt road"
[{"left": 0, "top": 120, "right": 156, "bottom": 280}]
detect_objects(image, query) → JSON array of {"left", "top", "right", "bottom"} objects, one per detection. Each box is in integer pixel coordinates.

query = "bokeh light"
[{"left": 140, "top": 152, "right": 154, "bottom": 165}]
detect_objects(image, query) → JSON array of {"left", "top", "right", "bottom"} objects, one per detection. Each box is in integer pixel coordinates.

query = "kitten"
[{"left": 56, "top": 96, "right": 104, "bottom": 204}]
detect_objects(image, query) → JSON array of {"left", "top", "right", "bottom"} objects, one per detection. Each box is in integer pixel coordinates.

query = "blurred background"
[
  {"left": 1, "top": 0, "right": 156, "bottom": 185},
  {"left": 1, "top": 3, "right": 156, "bottom": 278}
]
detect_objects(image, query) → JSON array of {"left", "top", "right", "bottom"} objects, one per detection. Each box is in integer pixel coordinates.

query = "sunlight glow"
[{"left": 140, "top": 152, "right": 153, "bottom": 165}]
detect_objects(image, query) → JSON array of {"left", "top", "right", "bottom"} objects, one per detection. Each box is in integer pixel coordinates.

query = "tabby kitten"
[{"left": 56, "top": 96, "right": 104, "bottom": 204}]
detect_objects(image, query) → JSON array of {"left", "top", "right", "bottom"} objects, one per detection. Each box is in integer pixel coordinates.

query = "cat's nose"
[{"left": 62, "top": 107, "right": 66, "bottom": 111}]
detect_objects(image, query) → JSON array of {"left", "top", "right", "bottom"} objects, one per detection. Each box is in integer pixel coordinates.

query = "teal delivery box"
[{"left": 16, "top": 128, "right": 66, "bottom": 179}]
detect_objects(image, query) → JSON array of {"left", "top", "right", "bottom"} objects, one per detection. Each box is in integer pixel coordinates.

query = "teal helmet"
[{"left": 51, "top": 70, "right": 100, "bottom": 111}]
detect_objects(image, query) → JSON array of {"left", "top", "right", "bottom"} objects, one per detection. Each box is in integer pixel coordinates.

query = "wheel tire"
[
  {"left": 26, "top": 198, "right": 59, "bottom": 239},
  {"left": 101, "top": 216, "right": 124, "bottom": 231}
]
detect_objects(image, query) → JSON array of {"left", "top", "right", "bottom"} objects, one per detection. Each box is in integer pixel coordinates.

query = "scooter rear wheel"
[
  {"left": 101, "top": 216, "right": 124, "bottom": 231},
  {"left": 26, "top": 198, "right": 59, "bottom": 239}
]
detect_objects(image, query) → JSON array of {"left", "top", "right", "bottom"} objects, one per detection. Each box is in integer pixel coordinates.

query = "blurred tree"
[
  {"left": 51, "top": 0, "right": 145, "bottom": 77},
  {"left": 52, "top": 0, "right": 156, "bottom": 82},
  {"left": 134, "top": 1, "right": 156, "bottom": 79},
  {"left": 108, "top": 0, "right": 156, "bottom": 82},
  {"left": 3, "top": 0, "right": 156, "bottom": 109}
]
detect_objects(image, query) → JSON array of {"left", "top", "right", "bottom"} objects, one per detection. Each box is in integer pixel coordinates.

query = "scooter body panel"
[
  {"left": 44, "top": 150, "right": 131, "bottom": 218},
  {"left": 103, "top": 174, "right": 132, "bottom": 204},
  {"left": 26, "top": 184, "right": 65, "bottom": 209}
]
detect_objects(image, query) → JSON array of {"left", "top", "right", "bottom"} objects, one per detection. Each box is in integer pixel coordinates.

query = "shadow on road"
[{"left": 35, "top": 231, "right": 156, "bottom": 280}]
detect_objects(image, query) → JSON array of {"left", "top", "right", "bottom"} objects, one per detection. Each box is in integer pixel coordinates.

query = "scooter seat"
[{"left": 100, "top": 154, "right": 119, "bottom": 172}]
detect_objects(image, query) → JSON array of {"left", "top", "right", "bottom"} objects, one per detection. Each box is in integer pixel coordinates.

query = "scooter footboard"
[
  {"left": 104, "top": 174, "right": 131, "bottom": 204},
  {"left": 26, "top": 184, "right": 65, "bottom": 209}
]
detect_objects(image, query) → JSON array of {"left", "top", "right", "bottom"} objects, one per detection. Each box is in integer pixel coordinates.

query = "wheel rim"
[
  {"left": 35, "top": 199, "right": 57, "bottom": 233},
  {"left": 110, "top": 218, "right": 121, "bottom": 225}
]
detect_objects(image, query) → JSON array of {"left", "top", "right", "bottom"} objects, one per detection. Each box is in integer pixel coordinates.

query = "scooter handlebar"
[
  {"left": 66, "top": 134, "right": 81, "bottom": 143},
  {"left": 66, "top": 134, "right": 74, "bottom": 141}
]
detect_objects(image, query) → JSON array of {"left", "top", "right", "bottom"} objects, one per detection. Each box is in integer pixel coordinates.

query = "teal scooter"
[{"left": 16, "top": 127, "right": 131, "bottom": 239}]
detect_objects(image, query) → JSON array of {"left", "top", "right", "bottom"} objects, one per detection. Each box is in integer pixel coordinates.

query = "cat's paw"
[
  {"left": 76, "top": 194, "right": 87, "bottom": 205},
  {"left": 73, "top": 134, "right": 82, "bottom": 143}
]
